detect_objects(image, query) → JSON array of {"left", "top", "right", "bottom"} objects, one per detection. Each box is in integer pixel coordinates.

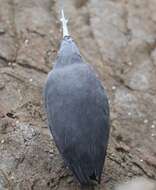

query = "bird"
[{"left": 43, "top": 9, "right": 110, "bottom": 187}]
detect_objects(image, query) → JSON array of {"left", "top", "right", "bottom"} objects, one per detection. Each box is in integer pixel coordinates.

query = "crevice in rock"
[
  {"left": 9, "top": 0, "right": 20, "bottom": 63},
  {"left": 0, "top": 56, "right": 11, "bottom": 66},
  {"left": 17, "top": 61, "right": 48, "bottom": 74}
]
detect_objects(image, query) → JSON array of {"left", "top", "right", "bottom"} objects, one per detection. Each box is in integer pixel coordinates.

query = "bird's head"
[
  {"left": 54, "top": 36, "right": 83, "bottom": 69},
  {"left": 53, "top": 9, "right": 84, "bottom": 69}
]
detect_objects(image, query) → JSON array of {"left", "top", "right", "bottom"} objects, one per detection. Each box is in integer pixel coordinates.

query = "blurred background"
[{"left": 0, "top": 0, "right": 156, "bottom": 189}]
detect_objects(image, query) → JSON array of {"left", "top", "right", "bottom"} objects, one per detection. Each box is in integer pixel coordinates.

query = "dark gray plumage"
[{"left": 44, "top": 36, "right": 110, "bottom": 185}]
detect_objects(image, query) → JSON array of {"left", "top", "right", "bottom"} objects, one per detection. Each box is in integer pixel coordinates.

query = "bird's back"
[{"left": 44, "top": 63, "right": 110, "bottom": 185}]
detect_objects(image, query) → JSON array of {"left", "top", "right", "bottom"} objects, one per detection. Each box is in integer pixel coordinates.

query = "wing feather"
[{"left": 44, "top": 64, "right": 110, "bottom": 185}]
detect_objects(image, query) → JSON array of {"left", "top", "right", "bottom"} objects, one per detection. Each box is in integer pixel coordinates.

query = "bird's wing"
[{"left": 44, "top": 65, "right": 110, "bottom": 185}]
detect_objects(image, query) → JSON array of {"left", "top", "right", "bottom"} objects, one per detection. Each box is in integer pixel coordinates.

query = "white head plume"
[{"left": 60, "top": 9, "right": 69, "bottom": 37}]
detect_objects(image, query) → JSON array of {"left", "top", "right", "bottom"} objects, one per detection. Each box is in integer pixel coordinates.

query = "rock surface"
[{"left": 0, "top": 0, "right": 156, "bottom": 189}]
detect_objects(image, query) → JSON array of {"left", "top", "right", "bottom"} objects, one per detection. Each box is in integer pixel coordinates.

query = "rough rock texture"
[
  {"left": 0, "top": 0, "right": 156, "bottom": 189},
  {"left": 115, "top": 177, "right": 156, "bottom": 190}
]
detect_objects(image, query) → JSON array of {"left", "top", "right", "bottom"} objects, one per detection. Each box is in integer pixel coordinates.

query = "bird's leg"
[
  {"left": 103, "top": 175, "right": 111, "bottom": 183},
  {"left": 60, "top": 9, "right": 69, "bottom": 37}
]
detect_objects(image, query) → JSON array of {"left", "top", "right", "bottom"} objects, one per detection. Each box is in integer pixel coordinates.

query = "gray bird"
[{"left": 44, "top": 10, "right": 110, "bottom": 186}]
